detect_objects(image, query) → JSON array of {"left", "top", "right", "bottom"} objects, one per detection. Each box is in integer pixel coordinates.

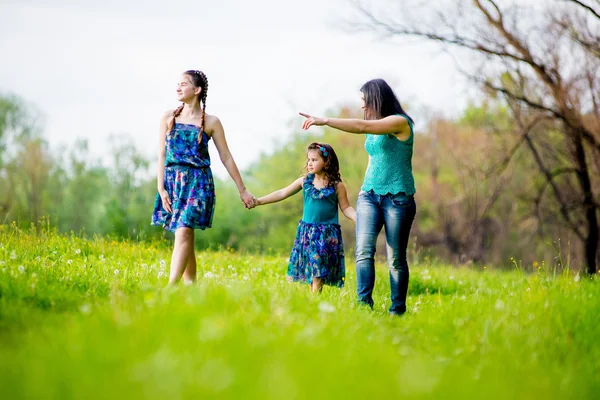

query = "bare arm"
[
  {"left": 299, "top": 112, "right": 411, "bottom": 139},
  {"left": 336, "top": 182, "right": 356, "bottom": 222},
  {"left": 208, "top": 115, "right": 254, "bottom": 207},
  {"left": 256, "top": 177, "right": 304, "bottom": 206},
  {"left": 156, "top": 112, "right": 172, "bottom": 213}
]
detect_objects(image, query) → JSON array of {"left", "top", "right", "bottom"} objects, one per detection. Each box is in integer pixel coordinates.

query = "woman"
[
  {"left": 152, "top": 69, "right": 255, "bottom": 285},
  {"left": 300, "top": 78, "right": 416, "bottom": 315}
]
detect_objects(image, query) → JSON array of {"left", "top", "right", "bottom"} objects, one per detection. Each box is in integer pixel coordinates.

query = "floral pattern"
[
  {"left": 151, "top": 123, "right": 215, "bottom": 232},
  {"left": 286, "top": 174, "right": 345, "bottom": 288}
]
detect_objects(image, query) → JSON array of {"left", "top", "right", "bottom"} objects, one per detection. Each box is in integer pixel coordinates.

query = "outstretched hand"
[
  {"left": 240, "top": 189, "right": 256, "bottom": 209},
  {"left": 299, "top": 112, "right": 327, "bottom": 130}
]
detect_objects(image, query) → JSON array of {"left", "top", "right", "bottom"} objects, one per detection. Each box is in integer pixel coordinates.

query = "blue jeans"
[{"left": 355, "top": 190, "right": 416, "bottom": 314}]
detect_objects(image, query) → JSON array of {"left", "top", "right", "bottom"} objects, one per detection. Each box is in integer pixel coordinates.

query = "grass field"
[{"left": 1, "top": 224, "right": 599, "bottom": 399}]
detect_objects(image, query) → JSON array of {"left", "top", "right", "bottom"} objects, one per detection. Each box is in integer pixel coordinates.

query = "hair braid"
[{"left": 167, "top": 103, "right": 185, "bottom": 134}]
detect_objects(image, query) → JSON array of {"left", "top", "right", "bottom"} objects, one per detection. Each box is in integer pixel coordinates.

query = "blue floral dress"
[
  {"left": 287, "top": 174, "right": 345, "bottom": 287},
  {"left": 151, "top": 122, "right": 215, "bottom": 232}
]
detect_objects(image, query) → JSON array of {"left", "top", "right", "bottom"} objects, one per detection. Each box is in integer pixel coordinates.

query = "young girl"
[
  {"left": 152, "top": 69, "right": 255, "bottom": 286},
  {"left": 255, "top": 142, "right": 356, "bottom": 292}
]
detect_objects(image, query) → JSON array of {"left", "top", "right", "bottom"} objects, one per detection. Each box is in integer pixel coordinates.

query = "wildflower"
[
  {"left": 526, "top": 287, "right": 531, "bottom": 292},
  {"left": 35, "top": 256, "right": 41, "bottom": 262},
  {"left": 10, "top": 250, "right": 16, "bottom": 260},
  {"left": 160, "top": 260, "right": 166, "bottom": 267},
  {"left": 204, "top": 272, "right": 215, "bottom": 279},
  {"left": 79, "top": 304, "right": 92, "bottom": 315},
  {"left": 228, "top": 264, "right": 235, "bottom": 270},
  {"left": 574, "top": 273, "right": 581, "bottom": 282},
  {"left": 67, "top": 259, "right": 73, "bottom": 265},
  {"left": 449, "top": 275, "right": 455, "bottom": 280},
  {"left": 114, "top": 269, "right": 119, "bottom": 275},
  {"left": 157, "top": 271, "right": 165, "bottom": 279},
  {"left": 18, "top": 265, "right": 25, "bottom": 274},
  {"left": 243, "top": 275, "right": 249, "bottom": 281},
  {"left": 495, "top": 299, "right": 505, "bottom": 310},
  {"left": 75, "top": 249, "right": 81, "bottom": 254},
  {"left": 318, "top": 302, "right": 336, "bottom": 313}
]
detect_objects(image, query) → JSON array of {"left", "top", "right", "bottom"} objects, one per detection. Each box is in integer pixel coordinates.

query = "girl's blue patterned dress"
[
  {"left": 287, "top": 174, "right": 345, "bottom": 287},
  {"left": 151, "top": 122, "right": 215, "bottom": 232}
]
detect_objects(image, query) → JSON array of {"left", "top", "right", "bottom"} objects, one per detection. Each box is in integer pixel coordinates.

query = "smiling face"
[
  {"left": 306, "top": 149, "right": 326, "bottom": 174},
  {"left": 176, "top": 74, "right": 201, "bottom": 102}
]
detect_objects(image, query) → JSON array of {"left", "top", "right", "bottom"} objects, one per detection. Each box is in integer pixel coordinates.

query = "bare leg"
[
  {"left": 183, "top": 241, "right": 197, "bottom": 285},
  {"left": 168, "top": 227, "right": 194, "bottom": 285},
  {"left": 311, "top": 277, "right": 324, "bottom": 293}
]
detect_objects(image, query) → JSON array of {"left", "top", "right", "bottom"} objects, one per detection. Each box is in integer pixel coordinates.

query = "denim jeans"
[{"left": 355, "top": 190, "right": 416, "bottom": 314}]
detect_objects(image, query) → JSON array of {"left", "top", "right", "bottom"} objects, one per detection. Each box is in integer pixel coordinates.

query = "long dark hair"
[
  {"left": 306, "top": 142, "right": 342, "bottom": 187},
  {"left": 360, "top": 78, "right": 413, "bottom": 124},
  {"left": 168, "top": 70, "right": 209, "bottom": 142}
]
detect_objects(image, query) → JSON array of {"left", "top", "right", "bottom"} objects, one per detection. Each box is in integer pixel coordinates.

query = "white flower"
[
  {"left": 449, "top": 275, "right": 455, "bottom": 280},
  {"left": 79, "top": 303, "right": 92, "bottom": 315},
  {"left": 114, "top": 269, "right": 119, "bottom": 275},
  {"left": 18, "top": 265, "right": 25, "bottom": 273},
  {"left": 574, "top": 273, "right": 581, "bottom": 282},
  {"left": 75, "top": 249, "right": 81, "bottom": 254},
  {"left": 35, "top": 256, "right": 41, "bottom": 262},
  {"left": 460, "top": 295, "right": 467, "bottom": 301},
  {"left": 228, "top": 264, "right": 235, "bottom": 271},
  {"left": 160, "top": 260, "right": 166, "bottom": 267},
  {"left": 318, "top": 302, "right": 336, "bottom": 313},
  {"left": 495, "top": 299, "right": 505, "bottom": 310},
  {"left": 526, "top": 287, "right": 531, "bottom": 292},
  {"left": 157, "top": 271, "right": 165, "bottom": 278},
  {"left": 204, "top": 272, "right": 215, "bottom": 279},
  {"left": 243, "top": 275, "right": 249, "bottom": 281},
  {"left": 67, "top": 259, "right": 73, "bottom": 265},
  {"left": 10, "top": 250, "right": 17, "bottom": 260}
]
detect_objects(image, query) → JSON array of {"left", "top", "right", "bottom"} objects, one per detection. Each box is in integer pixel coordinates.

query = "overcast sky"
[{"left": 0, "top": 0, "right": 468, "bottom": 178}]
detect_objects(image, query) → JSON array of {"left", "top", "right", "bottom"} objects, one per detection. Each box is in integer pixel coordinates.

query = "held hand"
[
  {"left": 240, "top": 189, "right": 256, "bottom": 209},
  {"left": 299, "top": 112, "right": 327, "bottom": 130},
  {"left": 159, "top": 189, "right": 172, "bottom": 214}
]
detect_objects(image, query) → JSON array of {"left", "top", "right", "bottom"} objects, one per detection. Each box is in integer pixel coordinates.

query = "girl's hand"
[
  {"left": 159, "top": 189, "right": 172, "bottom": 213},
  {"left": 240, "top": 189, "right": 256, "bottom": 209},
  {"left": 299, "top": 112, "right": 327, "bottom": 130}
]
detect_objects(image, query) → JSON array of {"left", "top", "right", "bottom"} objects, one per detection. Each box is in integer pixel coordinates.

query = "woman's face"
[{"left": 176, "top": 74, "right": 200, "bottom": 102}]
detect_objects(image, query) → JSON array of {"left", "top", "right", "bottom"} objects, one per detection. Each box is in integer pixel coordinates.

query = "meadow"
[{"left": 0, "top": 223, "right": 599, "bottom": 399}]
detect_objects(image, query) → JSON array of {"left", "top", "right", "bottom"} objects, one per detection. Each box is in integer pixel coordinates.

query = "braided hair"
[
  {"left": 306, "top": 142, "right": 342, "bottom": 187},
  {"left": 167, "top": 70, "right": 209, "bottom": 143}
]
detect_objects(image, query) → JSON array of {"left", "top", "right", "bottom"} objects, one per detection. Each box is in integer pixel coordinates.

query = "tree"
[{"left": 349, "top": 0, "right": 600, "bottom": 274}]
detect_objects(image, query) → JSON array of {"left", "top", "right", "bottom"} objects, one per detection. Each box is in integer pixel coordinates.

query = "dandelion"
[
  {"left": 79, "top": 303, "right": 92, "bottom": 315},
  {"left": 10, "top": 250, "right": 16, "bottom": 260},
  {"left": 35, "top": 256, "right": 41, "bottom": 262},
  {"left": 526, "top": 287, "right": 531, "bottom": 292},
  {"left": 157, "top": 271, "right": 165, "bottom": 279},
  {"left": 114, "top": 269, "right": 120, "bottom": 275},
  {"left": 18, "top": 265, "right": 25, "bottom": 274},
  {"left": 204, "top": 272, "right": 215, "bottom": 279},
  {"left": 75, "top": 249, "right": 81, "bottom": 254},
  {"left": 160, "top": 260, "right": 166, "bottom": 267},
  {"left": 243, "top": 275, "right": 249, "bottom": 281},
  {"left": 495, "top": 299, "right": 505, "bottom": 310},
  {"left": 318, "top": 302, "right": 336, "bottom": 313},
  {"left": 228, "top": 264, "right": 235, "bottom": 271},
  {"left": 67, "top": 259, "right": 73, "bottom": 265}
]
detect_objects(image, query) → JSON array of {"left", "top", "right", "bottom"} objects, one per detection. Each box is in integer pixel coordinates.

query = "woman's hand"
[
  {"left": 159, "top": 189, "right": 172, "bottom": 213},
  {"left": 240, "top": 189, "right": 256, "bottom": 209},
  {"left": 299, "top": 112, "right": 328, "bottom": 130}
]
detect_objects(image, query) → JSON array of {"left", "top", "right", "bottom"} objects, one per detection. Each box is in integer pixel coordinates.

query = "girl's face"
[
  {"left": 360, "top": 92, "right": 366, "bottom": 111},
  {"left": 176, "top": 74, "right": 200, "bottom": 102},
  {"left": 306, "top": 149, "right": 325, "bottom": 174}
]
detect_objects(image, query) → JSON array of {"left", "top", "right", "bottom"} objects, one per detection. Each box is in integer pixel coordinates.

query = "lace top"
[{"left": 361, "top": 116, "right": 415, "bottom": 195}]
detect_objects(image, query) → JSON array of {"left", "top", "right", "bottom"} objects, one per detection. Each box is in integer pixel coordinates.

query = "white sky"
[{"left": 0, "top": 0, "right": 468, "bottom": 178}]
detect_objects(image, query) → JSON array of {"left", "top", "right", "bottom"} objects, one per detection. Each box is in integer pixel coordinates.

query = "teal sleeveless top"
[
  {"left": 301, "top": 174, "right": 339, "bottom": 224},
  {"left": 361, "top": 115, "right": 416, "bottom": 196}
]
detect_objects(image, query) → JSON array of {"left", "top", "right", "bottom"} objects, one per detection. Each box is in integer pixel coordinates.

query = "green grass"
[{"left": 1, "top": 223, "right": 599, "bottom": 399}]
